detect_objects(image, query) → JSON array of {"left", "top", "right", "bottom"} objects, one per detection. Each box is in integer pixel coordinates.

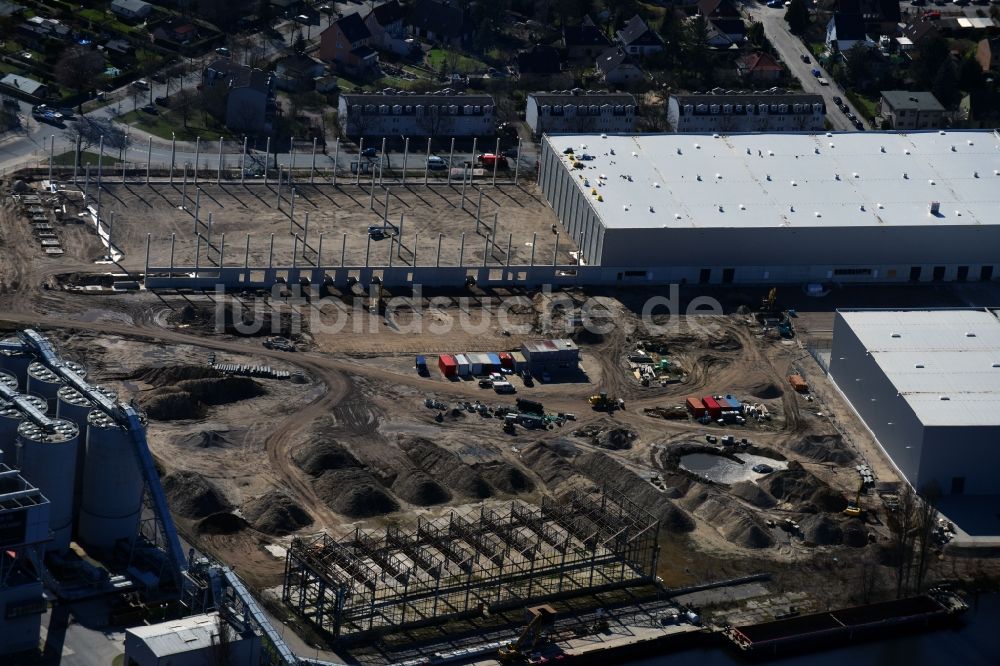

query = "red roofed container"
[{"left": 438, "top": 354, "right": 457, "bottom": 377}]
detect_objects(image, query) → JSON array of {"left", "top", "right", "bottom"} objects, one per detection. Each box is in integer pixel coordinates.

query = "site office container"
[
  {"left": 487, "top": 353, "right": 502, "bottom": 371},
  {"left": 788, "top": 374, "right": 809, "bottom": 393},
  {"left": 454, "top": 354, "right": 471, "bottom": 376},
  {"left": 702, "top": 396, "right": 722, "bottom": 419},
  {"left": 467, "top": 353, "right": 484, "bottom": 375},
  {"left": 686, "top": 397, "right": 706, "bottom": 417},
  {"left": 438, "top": 354, "right": 457, "bottom": 377},
  {"left": 511, "top": 352, "right": 527, "bottom": 372},
  {"left": 499, "top": 352, "right": 515, "bottom": 369},
  {"left": 722, "top": 395, "right": 741, "bottom": 411}
]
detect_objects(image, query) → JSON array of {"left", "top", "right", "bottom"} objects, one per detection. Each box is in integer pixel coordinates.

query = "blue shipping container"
[{"left": 487, "top": 353, "right": 502, "bottom": 370}]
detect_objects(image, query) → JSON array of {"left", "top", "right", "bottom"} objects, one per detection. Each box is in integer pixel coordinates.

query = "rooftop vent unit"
[{"left": 929, "top": 201, "right": 940, "bottom": 215}]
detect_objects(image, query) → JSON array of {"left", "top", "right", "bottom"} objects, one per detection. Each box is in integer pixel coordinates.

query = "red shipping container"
[
  {"left": 499, "top": 352, "right": 514, "bottom": 369},
  {"left": 438, "top": 354, "right": 457, "bottom": 377},
  {"left": 686, "top": 397, "right": 706, "bottom": 417},
  {"left": 702, "top": 396, "right": 722, "bottom": 419}
]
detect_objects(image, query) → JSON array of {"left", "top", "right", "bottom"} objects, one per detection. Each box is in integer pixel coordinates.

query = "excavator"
[
  {"left": 844, "top": 478, "right": 866, "bottom": 518},
  {"left": 498, "top": 605, "right": 557, "bottom": 663},
  {"left": 761, "top": 287, "right": 778, "bottom": 313}
]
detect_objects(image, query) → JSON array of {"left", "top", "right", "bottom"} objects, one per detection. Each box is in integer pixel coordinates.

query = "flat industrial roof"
[
  {"left": 543, "top": 130, "right": 1000, "bottom": 230},
  {"left": 837, "top": 309, "right": 1000, "bottom": 426}
]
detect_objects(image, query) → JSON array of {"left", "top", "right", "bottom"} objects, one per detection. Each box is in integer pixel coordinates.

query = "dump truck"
[{"left": 589, "top": 392, "right": 624, "bottom": 412}]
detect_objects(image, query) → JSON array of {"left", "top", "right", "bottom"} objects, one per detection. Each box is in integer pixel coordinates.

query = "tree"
[
  {"left": 915, "top": 36, "right": 949, "bottom": 88},
  {"left": 748, "top": 21, "right": 766, "bottom": 49},
  {"left": 55, "top": 47, "right": 105, "bottom": 110},
  {"left": 63, "top": 117, "right": 130, "bottom": 167},
  {"left": 932, "top": 59, "right": 961, "bottom": 109},
  {"left": 958, "top": 56, "right": 984, "bottom": 93},
  {"left": 784, "top": 0, "right": 810, "bottom": 34},
  {"left": 887, "top": 485, "right": 919, "bottom": 598},
  {"left": 844, "top": 44, "right": 871, "bottom": 90},
  {"left": 174, "top": 89, "right": 198, "bottom": 129}
]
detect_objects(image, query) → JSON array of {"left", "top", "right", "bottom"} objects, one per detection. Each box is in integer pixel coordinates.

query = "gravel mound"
[
  {"left": 474, "top": 461, "right": 535, "bottom": 494},
  {"left": 842, "top": 521, "right": 869, "bottom": 547},
  {"left": 313, "top": 468, "right": 399, "bottom": 518},
  {"left": 790, "top": 435, "right": 856, "bottom": 465},
  {"left": 759, "top": 462, "right": 847, "bottom": 513},
  {"left": 520, "top": 441, "right": 577, "bottom": 487},
  {"left": 178, "top": 429, "right": 235, "bottom": 449},
  {"left": 391, "top": 468, "right": 452, "bottom": 506},
  {"left": 575, "top": 451, "right": 695, "bottom": 533},
  {"left": 730, "top": 481, "right": 777, "bottom": 508},
  {"left": 196, "top": 512, "right": 249, "bottom": 535},
  {"left": 140, "top": 388, "right": 205, "bottom": 421},
  {"left": 137, "top": 365, "right": 221, "bottom": 386},
  {"left": 399, "top": 437, "right": 492, "bottom": 499},
  {"left": 176, "top": 376, "right": 265, "bottom": 405},
  {"left": 294, "top": 438, "right": 362, "bottom": 476},
  {"left": 749, "top": 382, "right": 783, "bottom": 400},
  {"left": 163, "top": 471, "right": 231, "bottom": 519},
  {"left": 682, "top": 490, "right": 774, "bottom": 548},
  {"left": 799, "top": 514, "right": 844, "bottom": 546},
  {"left": 242, "top": 490, "right": 313, "bottom": 536}
]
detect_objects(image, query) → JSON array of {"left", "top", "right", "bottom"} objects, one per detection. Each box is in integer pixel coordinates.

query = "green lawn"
[
  {"left": 78, "top": 8, "right": 136, "bottom": 34},
  {"left": 425, "top": 49, "right": 486, "bottom": 74},
  {"left": 846, "top": 91, "right": 877, "bottom": 122},
  {"left": 53, "top": 151, "right": 122, "bottom": 166},
  {"left": 119, "top": 109, "right": 235, "bottom": 142}
]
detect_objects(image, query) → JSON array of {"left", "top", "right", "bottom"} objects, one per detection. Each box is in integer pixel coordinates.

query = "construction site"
[{"left": 0, "top": 147, "right": 997, "bottom": 665}]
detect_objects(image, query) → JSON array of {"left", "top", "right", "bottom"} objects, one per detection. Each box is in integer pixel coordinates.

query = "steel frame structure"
[{"left": 282, "top": 489, "right": 659, "bottom": 639}]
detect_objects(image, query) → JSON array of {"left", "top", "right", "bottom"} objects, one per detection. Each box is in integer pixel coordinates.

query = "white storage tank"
[
  {"left": 78, "top": 409, "right": 143, "bottom": 553},
  {"left": 56, "top": 384, "right": 117, "bottom": 433},
  {"left": 0, "top": 394, "right": 47, "bottom": 465},
  {"left": 0, "top": 337, "right": 32, "bottom": 387},
  {"left": 27, "top": 360, "right": 87, "bottom": 409},
  {"left": 17, "top": 418, "right": 80, "bottom": 552}
]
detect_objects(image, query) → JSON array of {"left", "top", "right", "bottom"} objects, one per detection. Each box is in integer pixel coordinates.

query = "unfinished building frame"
[{"left": 282, "top": 489, "right": 660, "bottom": 639}]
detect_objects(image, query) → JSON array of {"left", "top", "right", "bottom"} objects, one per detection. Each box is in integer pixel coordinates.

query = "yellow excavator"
[
  {"left": 498, "top": 605, "right": 557, "bottom": 663},
  {"left": 844, "top": 478, "right": 865, "bottom": 518},
  {"left": 762, "top": 287, "right": 778, "bottom": 312}
]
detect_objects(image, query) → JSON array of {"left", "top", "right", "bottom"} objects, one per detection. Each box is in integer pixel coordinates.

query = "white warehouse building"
[
  {"left": 828, "top": 309, "right": 1000, "bottom": 497},
  {"left": 538, "top": 130, "right": 1000, "bottom": 285}
]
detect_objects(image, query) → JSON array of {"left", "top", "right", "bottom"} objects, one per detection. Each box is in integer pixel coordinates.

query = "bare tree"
[
  {"left": 416, "top": 106, "right": 454, "bottom": 137},
  {"left": 55, "top": 47, "right": 105, "bottom": 110},
  {"left": 887, "top": 485, "right": 920, "bottom": 598},
  {"left": 63, "top": 117, "right": 130, "bottom": 166},
  {"left": 914, "top": 482, "right": 941, "bottom": 593},
  {"left": 208, "top": 614, "right": 234, "bottom": 666},
  {"left": 173, "top": 89, "right": 198, "bottom": 129}
]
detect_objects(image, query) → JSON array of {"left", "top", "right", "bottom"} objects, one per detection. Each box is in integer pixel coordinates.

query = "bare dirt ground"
[{"left": 3, "top": 182, "right": 1000, "bottom": 648}]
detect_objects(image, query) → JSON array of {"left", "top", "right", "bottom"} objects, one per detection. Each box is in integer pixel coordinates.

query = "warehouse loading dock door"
[
  {"left": 699, "top": 268, "right": 711, "bottom": 284},
  {"left": 982, "top": 266, "right": 994, "bottom": 281},
  {"left": 933, "top": 266, "right": 946, "bottom": 281},
  {"left": 957, "top": 266, "right": 969, "bottom": 282},
  {"left": 722, "top": 268, "right": 735, "bottom": 284},
  {"left": 909, "top": 266, "right": 921, "bottom": 282}
]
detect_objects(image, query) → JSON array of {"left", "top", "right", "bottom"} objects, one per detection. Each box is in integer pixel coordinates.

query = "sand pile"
[
  {"left": 140, "top": 388, "right": 205, "bottom": 421},
  {"left": 759, "top": 462, "right": 847, "bottom": 513},
  {"left": 137, "top": 365, "right": 221, "bottom": 386},
  {"left": 790, "top": 435, "right": 856, "bottom": 465},
  {"left": 730, "top": 481, "right": 777, "bottom": 508},
  {"left": 177, "top": 429, "right": 236, "bottom": 449},
  {"left": 196, "top": 512, "right": 249, "bottom": 535},
  {"left": 474, "top": 461, "right": 535, "bottom": 494},
  {"left": 574, "top": 452, "right": 694, "bottom": 533},
  {"left": 391, "top": 467, "right": 452, "bottom": 506},
  {"left": 242, "top": 490, "right": 313, "bottom": 536},
  {"left": 176, "top": 376, "right": 265, "bottom": 405},
  {"left": 294, "top": 438, "right": 362, "bottom": 476},
  {"left": 749, "top": 382, "right": 783, "bottom": 400},
  {"left": 220, "top": 303, "right": 304, "bottom": 338},
  {"left": 399, "top": 437, "right": 492, "bottom": 499},
  {"left": 162, "top": 471, "right": 231, "bottom": 518},
  {"left": 314, "top": 468, "right": 399, "bottom": 518},
  {"left": 799, "top": 514, "right": 844, "bottom": 546},
  {"left": 682, "top": 490, "right": 774, "bottom": 548},
  {"left": 519, "top": 441, "right": 577, "bottom": 486}
]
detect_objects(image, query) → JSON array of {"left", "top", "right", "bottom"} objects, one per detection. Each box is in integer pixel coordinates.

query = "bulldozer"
[
  {"left": 498, "top": 605, "right": 557, "bottom": 663},
  {"left": 588, "top": 391, "right": 624, "bottom": 412}
]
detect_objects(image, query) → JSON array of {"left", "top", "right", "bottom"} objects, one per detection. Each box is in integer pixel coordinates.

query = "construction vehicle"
[
  {"left": 589, "top": 391, "right": 625, "bottom": 412},
  {"left": 498, "top": 605, "right": 557, "bottom": 663},
  {"left": 761, "top": 287, "right": 778, "bottom": 313},
  {"left": 844, "top": 478, "right": 866, "bottom": 517}
]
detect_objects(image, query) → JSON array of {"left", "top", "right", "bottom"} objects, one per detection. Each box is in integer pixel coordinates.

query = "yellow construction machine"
[
  {"left": 844, "top": 478, "right": 865, "bottom": 518},
  {"left": 498, "top": 605, "right": 557, "bottom": 663}
]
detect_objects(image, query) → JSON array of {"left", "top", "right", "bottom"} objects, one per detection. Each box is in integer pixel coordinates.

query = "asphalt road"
[{"left": 742, "top": 2, "right": 866, "bottom": 132}]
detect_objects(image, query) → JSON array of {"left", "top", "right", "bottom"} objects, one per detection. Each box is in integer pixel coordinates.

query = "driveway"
[{"left": 743, "top": 2, "right": 866, "bottom": 132}]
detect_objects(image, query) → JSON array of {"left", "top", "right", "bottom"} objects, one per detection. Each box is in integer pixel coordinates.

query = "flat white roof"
[
  {"left": 838, "top": 309, "right": 1000, "bottom": 426},
  {"left": 545, "top": 131, "right": 1000, "bottom": 230},
  {"left": 127, "top": 613, "right": 222, "bottom": 657}
]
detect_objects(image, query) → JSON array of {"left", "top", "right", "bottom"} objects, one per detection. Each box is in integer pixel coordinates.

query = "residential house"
[
  {"left": 153, "top": 21, "right": 198, "bottom": 44},
  {"left": 364, "top": 0, "right": 410, "bottom": 54},
  {"left": 337, "top": 91, "right": 495, "bottom": 137},
  {"left": 737, "top": 52, "right": 783, "bottom": 82},
  {"left": 877, "top": 90, "right": 945, "bottom": 129},
  {"left": 898, "top": 19, "right": 938, "bottom": 54},
  {"left": 842, "top": 0, "right": 899, "bottom": 34},
  {"left": 525, "top": 90, "right": 636, "bottom": 137},
  {"left": 408, "top": 0, "right": 468, "bottom": 47},
  {"left": 616, "top": 15, "right": 665, "bottom": 57},
  {"left": 596, "top": 48, "right": 645, "bottom": 86},
  {"left": 515, "top": 45, "right": 563, "bottom": 77},
  {"left": 826, "top": 11, "right": 869, "bottom": 53},
  {"left": 271, "top": 0, "right": 304, "bottom": 17},
  {"left": 0, "top": 73, "right": 47, "bottom": 99},
  {"left": 0, "top": 2, "right": 27, "bottom": 18},
  {"left": 110, "top": 0, "right": 152, "bottom": 21},
  {"left": 274, "top": 54, "right": 325, "bottom": 92},
  {"left": 975, "top": 37, "right": 1000, "bottom": 72},
  {"left": 705, "top": 19, "right": 746, "bottom": 49},
  {"left": 319, "top": 13, "right": 378, "bottom": 75},
  {"left": 960, "top": 90, "right": 1000, "bottom": 128},
  {"left": 103, "top": 38, "right": 134, "bottom": 61},
  {"left": 201, "top": 59, "right": 276, "bottom": 134},
  {"left": 18, "top": 15, "right": 70, "bottom": 47},
  {"left": 698, "top": 0, "right": 741, "bottom": 18},
  {"left": 563, "top": 16, "right": 611, "bottom": 62},
  {"left": 667, "top": 91, "right": 826, "bottom": 132}
]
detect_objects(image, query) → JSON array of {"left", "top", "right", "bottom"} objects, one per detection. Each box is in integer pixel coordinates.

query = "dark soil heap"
[
  {"left": 399, "top": 437, "right": 493, "bottom": 499},
  {"left": 682, "top": 489, "right": 774, "bottom": 548},
  {"left": 293, "top": 438, "right": 362, "bottom": 476},
  {"left": 313, "top": 468, "right": 400, "bottom": 518},
  {"left": 474, "top": 461, "right": 535, "bottom": 494},
  {"left": 242, "top": 490, "right": 313, "bottom": 536},
  {"left": 798, "top": 514, "right": 844, "bottom": 546},
  {"left": 135, "top": 366, "right": 265, "bottom": 421},
  {"left": 759, "top": 461, "right": 848, "bottom": 513},
  {"left": 790, "top": 435, "right": 857, "bottom": 465},
  {"left": 730, "top": 480, "right": 778, "bottom": 509},
  {"left": 162, "top": 470, "right": 231, "bottom": 519},
  {"left": 196, "top": 512, "right": 249, "bottom": 535},
  {"left": 519, "top": 441, "right": 577, "bottom": 486},
  {"left": 140, "top": 387, "right": 205, "bottom": 421},
  {"left": 391, "top": 467, "right": 452, "bottom": 506}
]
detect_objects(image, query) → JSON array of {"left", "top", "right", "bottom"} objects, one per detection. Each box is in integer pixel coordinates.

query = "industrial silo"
[
  {"left": 17, "top": 418, "right": 80, "bottom": 552},
  {"left": 0, "top": 394, "right": 47, "bottom": 466},
  {"left": 78, "top": 410, "right": 143, "bottom": 553},
  {"left": 0, "top": 337, "right": 32, "bottom": 387},
  {"left": 0, "top": 371, "right": 18, "bottom": 391},
  {"left": 56, "top": 384, "right": 117, "bottom": 433},
  {"left": 26, "top": 361, "right": 87, "bottom": 410}
]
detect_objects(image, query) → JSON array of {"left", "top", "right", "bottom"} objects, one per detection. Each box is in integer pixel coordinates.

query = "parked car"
[
  {"left": 154, "top": 96, "right": 169, "bottom": 107},
  {"left": 811, "top": 68, "right": 821, "bottom": 77},
  {"left": 801, "top": 54, "right": 810, "bottom": 63},
  {"left": 766, "top": 0, "right": 783, "bottom": 6},
  {"left": 426, "top": 155, "right": 447, "bottom": 169},
  {"left": 215, "top": 47, "right": 231, "bottom": 57},
  {"left": 854, "top": 118, "right": 866, "bottom": 130},
  {"left": 832, "top": 96, "right": 843, "bottom": 106},
  {"left": 131, "top": 79, "right": 150, "bottom": 91},
  {"left": 141, "top": 104, "right": 158, "bottom": 115},
  {"left": 817, "top": 77, "right": 829, "bottom": 86},
  {"left": 361, "top": 147, "right": 378, "bottom": 157},
  {"left": 846, "top": 111, "right": 856, "bottom": 121}
]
